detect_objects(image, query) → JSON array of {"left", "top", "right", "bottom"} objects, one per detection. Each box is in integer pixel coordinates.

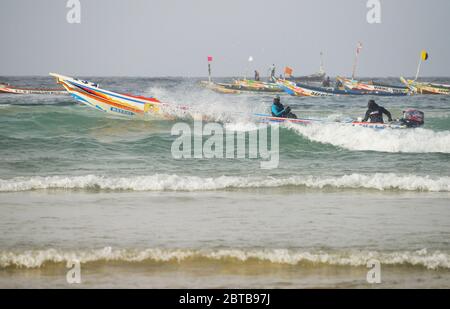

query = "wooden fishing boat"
[
  {"left": 400, "top": 77, "right": 450, "bottom": 95},
  {"left": 287, "top": 71, "right": 326, "bottom": 83},
  {"left": 201, "top": 79, "right": 282, "bottom": 94},
  {"left": 218, "top": 79, "right": 283, "bottom": 93},
  {"left": 277, "top": 79, "right": 407, "bottom": 97},
  {"left": 199, "top": 81, "right": 241, "bottom": 94},
  {"left": 337, "top": 77, "right": 409, "bottom": 95},
  {"left": 49, "top": 73, "right": 173, "bottom": 118},
  {"left": 0, "top": 82, "right": 66, "bottom": 95}
]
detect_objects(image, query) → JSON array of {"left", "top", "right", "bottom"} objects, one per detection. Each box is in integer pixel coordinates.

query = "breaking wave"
[
  {"left": 1, "top": 247, "right": 448, "bottom": 270},
  {"left": 287, "top": 123, "right": 450, "bottom": 153},
  {"left": 1, "top": 173, "right": 449, "bottom": 192}
]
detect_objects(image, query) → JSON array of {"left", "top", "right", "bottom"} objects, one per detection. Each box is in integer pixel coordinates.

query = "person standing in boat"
[
  {"left": 271, "top": 95, "right": 297, "bottom": 119},
  {"left": 254, "top": 70, "right": 260, "bottom": 81},
  {"left": 362, "top": 100, "right": 393, "bottom": 123},
  {"left": 269, "top": 64, "right": 276, "bottom": 81},
  {"left": 322, "top": 76, "right": 331, "bottom": 87}
]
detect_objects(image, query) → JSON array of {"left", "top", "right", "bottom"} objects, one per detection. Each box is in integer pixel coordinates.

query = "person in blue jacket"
[{"left": 271, "top": 95, "right": 297, "bottom": 118}]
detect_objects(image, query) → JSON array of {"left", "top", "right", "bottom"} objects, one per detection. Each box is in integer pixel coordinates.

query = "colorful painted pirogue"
[
  {"left": 50, "top": 73, "right": 167, "bottom": 117},
  {"left": 276, "top": 79, "right": 361, "bottom": 96},
  {"left": 199, "top": 81, "right": 241, "bottom": 94},
  {"left": 400, "top": 77, "right": 450, "bottom": 95},
  {"left": 277, "top": 79, "right": 407, "bottom": 97},
  {"left": 337, "top": 77, "right": 409, "bottom": 95},
  {"left": 0, "top": 82, "right": 66, "bottom": 95},
  {"left": 226, "top": 79, "right": 282, "bottom": 92},
  {"left": 204, "top": 79, "right": 282, "bottom": 94}
]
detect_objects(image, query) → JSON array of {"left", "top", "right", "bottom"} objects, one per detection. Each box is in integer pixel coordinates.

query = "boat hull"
[
  {"left": 337, "top": 77, "right": 409, "bottom": 95},
  {"left": 0, "top": 83, "right": 66, "bottom": 95},
  {"left": 277, "top": 79, "right": 404, "bottom": 97},
  {"left": 400, "top": 77, "right": 450, "bottom": 95},
  {"left": 200, "top": 81, "right": 241, "bottom": 94},
  {"left": 287, "top": 72, "right": 326, "bottom": 83},
  {"left": 215, "top": 79, "right": 283, "bottom": 93},
  {"left": 255, "top": 113, "right": 412, "bottom": 129}
]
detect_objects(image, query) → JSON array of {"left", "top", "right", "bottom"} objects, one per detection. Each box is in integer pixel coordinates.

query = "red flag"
[{"left": 207, "top": 56, "right": 213, "bottom": 62}]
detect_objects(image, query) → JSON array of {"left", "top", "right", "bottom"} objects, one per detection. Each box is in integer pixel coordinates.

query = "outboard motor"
[{"left": 401, "top": 109, "right": 424, "bottom": 128}]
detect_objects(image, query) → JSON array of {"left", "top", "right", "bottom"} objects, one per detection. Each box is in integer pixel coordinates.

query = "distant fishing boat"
[
  {"left": 199, "top": 81, "right": 241, "bottom": 94},
  {"left": 334, "top": 41, "right": 409, "bottom": 95},
  {"left": 200, "top": 55, "right": 282, "bottom": 94},
  {"left": 287, "top": 71, "right": 326, "bottom": 83},
  {"left": 219, "top": 79, "right": 282, "bottom": 93},
  {"left": 400, "top": 77, "right": 450, "bottom": 95},
  {"left": 400, "top": 51, "right": 449, "bottom": 95},
  {"left": 0, "top": 82, "right": 66, "bottom": 95},
  {"left": 337, "top": 77, "right": 409, "bottom": 95},
  {"left": 428, "top": 82, "right": 450, "bottom": 89},
  {"left": 277, "top": 79, "right": 407, "bottom": 97},
  {"left": 201, "top": 79, "right": 282, "bottom": 94},
  {"left": 277, "top": 79, "right": 358, "bottom": 96}
]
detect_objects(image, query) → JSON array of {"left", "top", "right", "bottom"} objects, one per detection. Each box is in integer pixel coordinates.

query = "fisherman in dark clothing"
[
  {"left": 271, "top": 95, "right": 297, "bottom": 119},
  {"left": 254, "top": 70, "right": 260, "bottom": 81},
  {"left": 362, "top": 100, "right": 393, "bottom": 123},
  {"left": 335, "top": 78, "right": 343, "bottom": 90},
  {"left": 322, "top": 76, "right": 331, "bottom": 87}
]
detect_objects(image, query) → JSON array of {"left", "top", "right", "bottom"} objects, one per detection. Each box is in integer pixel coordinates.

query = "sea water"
[{"left": 0, "top": 76, "right": 449, "bottom": 288}]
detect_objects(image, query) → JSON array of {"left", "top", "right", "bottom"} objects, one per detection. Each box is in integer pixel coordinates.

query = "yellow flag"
[{"left": 421, "top": 50, "right": 429, "bottom": 61}]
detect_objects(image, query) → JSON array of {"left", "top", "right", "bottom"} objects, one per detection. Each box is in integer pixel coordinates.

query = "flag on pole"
[
  {"left": 207, "top": 56, "right": 213, "bottom": 82},
  {"left": 415, "top": 50, "right": 429, "bottom": 80},
  {"left": 284, "top": 66, "right": 293, "bottom": 77},
  {"left": 356, "top": 42, "right": 363, "bottom": 55},
  {"left": 421, "top": 50, "right": 429, "bottom": 61}
]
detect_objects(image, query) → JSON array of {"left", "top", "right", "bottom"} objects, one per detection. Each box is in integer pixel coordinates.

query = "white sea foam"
[
  {"left": 1, "top": 247, "right": 448, "bottom": 270},
  {"left": 287, "top": 122, "right": 450, "bottom": 153},
  {"left": 147, "top": 85, "right": 264, "bottom": 123},
  {"left": 0, "top": 173, "right": 449, "bottom": 192}
]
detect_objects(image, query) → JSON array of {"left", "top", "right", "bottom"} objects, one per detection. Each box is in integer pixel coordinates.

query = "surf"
[
  {"left": 287, "top": 122, "right": 450, "bottom": 153},
  {"left": 1, "top": 173, "right": 450, "bottom": 192},
  {"left": 1, "top": 247, "right": 448, "bottom": 270}
]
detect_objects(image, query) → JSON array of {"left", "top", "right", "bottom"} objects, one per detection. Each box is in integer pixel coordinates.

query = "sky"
[{"left": 0, "top": 0, "right": 449, "bottom": 77}]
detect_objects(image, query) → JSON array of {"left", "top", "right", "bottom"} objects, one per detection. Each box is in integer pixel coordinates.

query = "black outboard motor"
[{"left": 401, "top": 109, "right": 424, "bottom": 128}]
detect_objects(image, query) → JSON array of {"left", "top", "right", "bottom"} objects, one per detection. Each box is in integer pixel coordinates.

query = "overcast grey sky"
[{"left": 1, "top": 0, "right": 449, "bottom": 76}]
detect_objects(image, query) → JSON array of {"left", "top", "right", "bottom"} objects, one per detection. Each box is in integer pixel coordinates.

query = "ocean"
[{"left": 0, "top": 76, "right": 449, "bottom": 288}]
